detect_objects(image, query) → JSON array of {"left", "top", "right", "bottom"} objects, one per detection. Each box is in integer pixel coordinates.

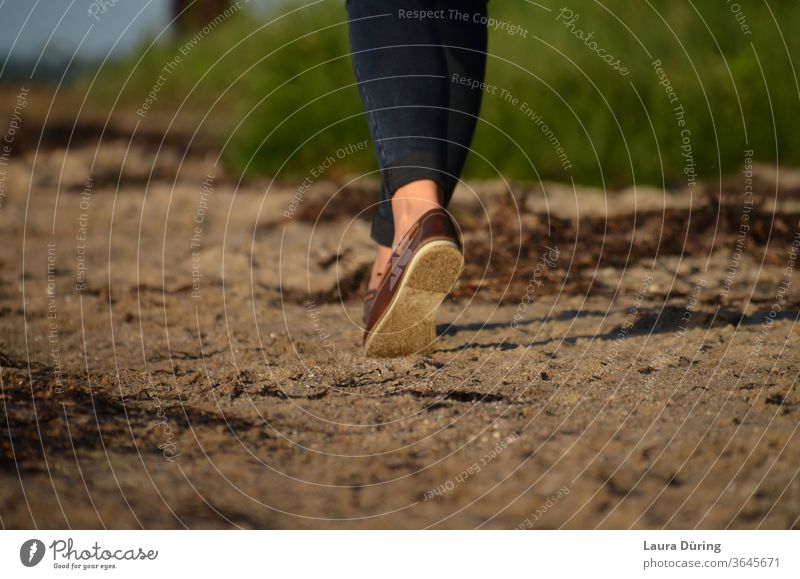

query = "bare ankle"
[
  {"left": 391, "top": 179, "right": 441, "bottom": 246},
  {"left": 368, "top": 244, "right": 392, "bottom": 290}
]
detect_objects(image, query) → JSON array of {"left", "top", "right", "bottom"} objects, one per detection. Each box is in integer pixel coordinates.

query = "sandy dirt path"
[{"left": 1, "top": 137, "right": 799, "bottom": 529}]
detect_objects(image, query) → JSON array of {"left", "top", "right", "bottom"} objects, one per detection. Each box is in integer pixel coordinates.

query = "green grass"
[{"left": 89, "top": 0, "right": 800, "bottom": 187}]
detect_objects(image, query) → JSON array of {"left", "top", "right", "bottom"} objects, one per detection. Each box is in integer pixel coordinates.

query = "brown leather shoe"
[
  {"left": 363, "top": 208, "right": 463, "bottom": 358},
  {"left": 362, "top": 288, "right": 378, "bottom": 327}
]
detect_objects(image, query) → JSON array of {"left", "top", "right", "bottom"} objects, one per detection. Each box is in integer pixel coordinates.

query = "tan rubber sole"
[{"left": 364, "top": 240, "right": 463, "bottom": 358}]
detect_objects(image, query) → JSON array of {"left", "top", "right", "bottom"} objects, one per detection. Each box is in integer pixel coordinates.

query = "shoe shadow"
[
  {"left": 436, "top": 309, "right": 607, "bottom": 337},
  {"left": 433, "top": 307, "right": 799, "bottom": 354}
]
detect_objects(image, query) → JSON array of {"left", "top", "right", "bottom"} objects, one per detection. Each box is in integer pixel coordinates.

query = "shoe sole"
[{"left": 364, "top": 240, "right": 463, "bottom": 358}]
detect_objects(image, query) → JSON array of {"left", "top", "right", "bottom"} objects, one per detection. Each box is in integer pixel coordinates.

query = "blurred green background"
[{"left": 87, "top": 0, "right": 800, "bottom": 187}]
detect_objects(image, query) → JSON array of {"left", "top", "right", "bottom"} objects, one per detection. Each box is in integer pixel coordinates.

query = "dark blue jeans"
[{"left": 346, "top": 0, "right": 489, "bottom": 247}]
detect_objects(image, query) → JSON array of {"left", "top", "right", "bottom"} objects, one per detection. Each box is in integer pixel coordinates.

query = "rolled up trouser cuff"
[{"left": 370, "top": 211, "right": 395, "bottom": 248}]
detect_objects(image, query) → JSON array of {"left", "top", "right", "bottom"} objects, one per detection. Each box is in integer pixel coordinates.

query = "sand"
[{"left": 1, "top": 123, "right": 799, "bottom": 529}]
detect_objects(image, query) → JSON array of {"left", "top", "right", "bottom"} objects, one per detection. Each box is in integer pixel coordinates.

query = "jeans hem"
[{"left": 370, "top": 211, "right": 394, "bottom": 248}]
